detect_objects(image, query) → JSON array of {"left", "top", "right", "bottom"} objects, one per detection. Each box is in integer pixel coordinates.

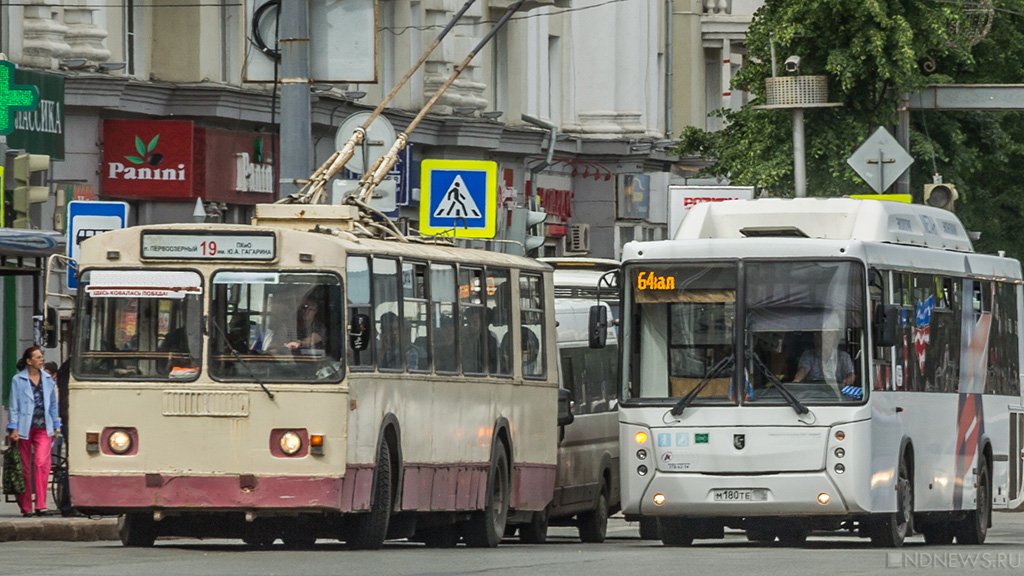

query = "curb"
[{"left": 0, "top": 517, "right": 119, "bottom": 542}]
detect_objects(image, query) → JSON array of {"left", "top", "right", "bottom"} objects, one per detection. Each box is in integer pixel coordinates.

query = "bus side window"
[
  {"left": 374, "top": 258, "right": 402, "bottom": 370},
  {"left": 431, "top": 263, "right": 458, "bottom": 373},
  {"left": 347, "top": 256, "right": 374, "bottom": 369}
]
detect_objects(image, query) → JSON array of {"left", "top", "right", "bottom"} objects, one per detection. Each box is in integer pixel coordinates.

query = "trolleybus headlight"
[
  {"left": 636, "top": 449, "right": 648, "bottom": 460},
  {"left": 834, "top": 430, "right": 845, "bottom": 441},
  {"left": 834, "top": 463, "right": 845, "bottom": 474},
  {"left": 634, "top": 431, "right": 649, "bottom": 445},
  {"left": 817, "top": 493, "right": 831, "bottom": 505},
  {"left": 834, "top": 447, "right": 845, "bottom": 459},
  {"left": 637, "top": 465, "right": 649, "bottom": 476},
  {"left": 108, "top": 430, "right": 132, "bottom": 455},
  {"left": 280, "top": 431, "right": 303, "bottom": 456},
  {"left": 653, "top": 493, "right": 667, "bottom": 506}
]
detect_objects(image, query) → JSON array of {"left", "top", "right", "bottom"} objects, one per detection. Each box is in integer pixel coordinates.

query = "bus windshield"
[
  {"left": 74, "top": 269, "right": 204, "bottom": 381},
  {"left": 209, "top": 271, "right": 343, "bottom": 383},
  {"left": 627, "top": 260, "right": 866, "bottom": 405}
]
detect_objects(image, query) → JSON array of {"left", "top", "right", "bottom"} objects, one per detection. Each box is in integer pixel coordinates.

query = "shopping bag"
[{"left": 2, "top": 440, "right": 25, "bottom": 496}]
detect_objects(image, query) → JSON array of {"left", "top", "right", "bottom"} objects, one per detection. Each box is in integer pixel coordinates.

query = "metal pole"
[
  {"left": 896, "top": 92, "right": 911, "bottom": 196},
  {"left": 793, "top": 109, "right": 806, "bottom": 197},
  {"left": 278, "top": 0, "right": 312, "bottom": 199}
]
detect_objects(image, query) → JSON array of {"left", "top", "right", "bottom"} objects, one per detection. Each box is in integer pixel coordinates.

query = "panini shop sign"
[
  {"left": 6, "top": 69, "right": 64, "bottom": 159},
  {"left": 102, "top": 119, "right": 194, "bottom": 199}
]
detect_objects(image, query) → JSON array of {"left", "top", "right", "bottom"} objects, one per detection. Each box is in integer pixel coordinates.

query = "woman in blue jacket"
[{"left": 6, "top": 345, "right": 61, "bottom": 516}]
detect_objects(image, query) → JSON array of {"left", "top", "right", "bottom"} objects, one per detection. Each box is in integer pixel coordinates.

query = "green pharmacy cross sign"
[{"left": 0, "top": 61, "right": 40, "bottom": 136}]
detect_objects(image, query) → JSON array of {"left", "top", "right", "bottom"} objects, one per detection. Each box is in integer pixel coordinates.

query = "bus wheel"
[
  {"left": 578, "top": 490, "right": 609, "bottom": 543},
  {"left": 348, "top": 440, "right": 394, "bottom": 550},
  {"left": 463, "top": 444, "right": 510, "bottom": 548},
  {"left": 955, "top": 456, "right": 990, "bottom": 545},
  {"left": 638, "top": 517, "right": 660, "bottom": 540},
  {"left": 871, "top": 458, "right": 913, "bottom": 547},
  {"left": 520, "top": 508, "right": 549, "bottom": 544},
  {"left": 659, "top": 518, "right": 694, "bottom": 547},
  {"left": 119, "top": 513, "right": 157, "bottom": 547}
]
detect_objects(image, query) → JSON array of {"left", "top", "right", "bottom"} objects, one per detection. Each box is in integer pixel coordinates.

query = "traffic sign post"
[
  {"left": 419, "top": 159, "right": 497, "bottom": 238},
  {"left": 66, "top": 201, "right": 129, "bottom": 290}
]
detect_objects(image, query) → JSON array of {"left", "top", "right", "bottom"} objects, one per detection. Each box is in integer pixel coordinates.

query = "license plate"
[{"left": 713, "top": 488, "right": 767, "bottom": 502}]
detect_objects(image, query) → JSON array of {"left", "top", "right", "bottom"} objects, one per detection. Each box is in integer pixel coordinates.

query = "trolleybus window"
[
  {"left": 209, "top": 271, "right": 342, "bottom": 383},
  {"left": 520, "top": 272, "right": 547, "bottom": 378},
  {"left": 403, "top": 261, "right": 430, "bottom": 372},
  {"left": 74, "top": 269, "right": 203, "bottom": 381},
  {"left": 347, "top": 256, "right": 373, "bottom": 369},
  {"left": 374, "top": 258, "right": 402, "bottom": 371},
  {"left": 431, "top": 263, "right": 458, "bottom": 373}
]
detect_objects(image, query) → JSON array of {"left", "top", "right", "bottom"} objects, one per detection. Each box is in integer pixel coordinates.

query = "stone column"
[
  {"left": 421, "top": 0, "right": 488, "bottom": 114},
  {"left": 63, "top": 1, "right": 111, "bottom": 68},
  {"left": 21, "top": 0, "right": 71, "bottom": 69}
]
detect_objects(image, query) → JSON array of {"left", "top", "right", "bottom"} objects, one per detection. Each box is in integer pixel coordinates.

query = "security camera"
[{"left": 784, "top": 55, "right": 801, "bottom": 74}]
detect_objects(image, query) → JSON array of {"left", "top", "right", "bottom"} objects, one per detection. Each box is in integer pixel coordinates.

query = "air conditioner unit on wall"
[{"left": 566, "top": 223, "right": 590, "bottom": 253}]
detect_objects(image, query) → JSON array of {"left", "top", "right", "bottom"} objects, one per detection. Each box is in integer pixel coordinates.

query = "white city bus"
[
  {"left": 68, "top": 204, "right": 565, "bottom": 548},
  {"left": 618, "top": 198, "right": 1024, "bottom": 547}
]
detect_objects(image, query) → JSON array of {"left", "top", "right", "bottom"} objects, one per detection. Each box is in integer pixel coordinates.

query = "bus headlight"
[
  {"left": 635, "top": 431, "right": 649, "bottom": 445},
  {"left": 653, "top": 493, "right": 667, "bottom": 506},
  {"left": 108, "top": 430, "right": 133, "bottom": 454},
  {"left": 280, "top": 431, "right": 303, "bottom": 456},
  {"left": 636, "top": 449, "right": 648, "bottom": 460}
]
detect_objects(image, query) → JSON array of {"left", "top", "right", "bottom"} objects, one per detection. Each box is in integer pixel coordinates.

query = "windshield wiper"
[
  {"left": 209, "top": 317, "right": 275, "bottom": 401},
  {"left": 670, "top": 354, "right": 734, "bottom": 417},
  {"left": 749, "top": 352, "right": 808, "bottom": 415}
]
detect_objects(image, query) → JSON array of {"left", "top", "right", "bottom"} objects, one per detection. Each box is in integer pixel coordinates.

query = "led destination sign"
[{"left": 142, "top": 232, "right": 276, "bottom": 261}]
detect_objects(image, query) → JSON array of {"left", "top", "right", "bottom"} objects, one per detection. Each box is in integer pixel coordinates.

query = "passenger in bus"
[
  {"left": 434, "top": 315, "right": 457, "bottom": 372},
  {"left": 461, "top": 308, "right": 499, "bottom": 373},
  {"left": 377, "top": 311, "right": 403, "bottom": 369},
  {"left": 793, "top": 330, "right": 856, "bottom": 386},
  {"left": 521, "top": 327, "right": 542, "bottom": 376},
  {"left": 287, "top": 297, "right": 325, "bottom": 352}
]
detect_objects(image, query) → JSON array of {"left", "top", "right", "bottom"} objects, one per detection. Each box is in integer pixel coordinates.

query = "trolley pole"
[{"left": 278, "top": 0, "right": 312, "bottom": 198}]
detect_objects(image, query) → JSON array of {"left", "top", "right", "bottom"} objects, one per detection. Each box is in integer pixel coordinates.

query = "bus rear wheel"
[
  {"left": 956, "top": 456, "right": 990, "bottom": 545},
  {"left": 463, "top": 444, "right": 510, "bottom": 548},
  {"left": 348, "top": 440, "right": 394, "bottom": 550},
  {"left": 578, "top": 490, "right": 609, "bottom": 543},
  {"left": 119, "top": 513, "right": 157, "bottom": 547}
]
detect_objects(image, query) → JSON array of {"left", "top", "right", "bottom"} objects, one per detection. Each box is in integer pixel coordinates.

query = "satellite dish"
[{"left": 335, "top": 112, "right": 397, "bottom": 175}]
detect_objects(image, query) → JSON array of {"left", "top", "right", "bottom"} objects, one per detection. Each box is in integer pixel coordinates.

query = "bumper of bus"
[
  {"left": 69, "top": 472, "right": 370, "bottom": 514},
  {"left": 635, "top": 470, "right": 863, "bottom": 517}
]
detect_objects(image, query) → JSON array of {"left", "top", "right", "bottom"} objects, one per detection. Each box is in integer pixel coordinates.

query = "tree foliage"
[{"left": 677, "top": 0, "right": 1024, "bottom": 257}]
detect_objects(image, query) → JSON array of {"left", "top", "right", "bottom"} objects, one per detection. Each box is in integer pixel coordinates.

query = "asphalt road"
[{"left": 7, "top": 513, "right": 1024, "bottom": 576}]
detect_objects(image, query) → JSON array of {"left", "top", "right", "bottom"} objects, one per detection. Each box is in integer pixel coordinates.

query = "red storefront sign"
[
  {"left": 101, "top": 119, "right": 277, "bottom": 202},
  {"left": 102, "top": 120, "right": 194, "bottom": 199}
]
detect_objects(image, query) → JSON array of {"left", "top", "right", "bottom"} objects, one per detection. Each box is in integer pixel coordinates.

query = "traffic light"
[
  {"left": 524, "top": 206, "right": 546, "bottom": 252},
  {"left": 12, "top": 153, "right": 49, "bottom": 228},
  {"left": 924, "top": 182, "right": 958, "bottom": 212}
]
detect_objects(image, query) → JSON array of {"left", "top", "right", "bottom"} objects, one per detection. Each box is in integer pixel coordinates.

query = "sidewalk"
[{"left": 0, "top": 495, "right": 118, "bottom": 542}]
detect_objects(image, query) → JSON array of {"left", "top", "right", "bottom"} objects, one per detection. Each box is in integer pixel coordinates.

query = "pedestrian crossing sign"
[{"left": 419, "top": 159, "right": 497, "bottom": 238}]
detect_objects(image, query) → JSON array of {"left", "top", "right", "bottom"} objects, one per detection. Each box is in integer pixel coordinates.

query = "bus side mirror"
[
  {"left": 44, "top": 306, "right": 58, "bottom": 349},
  {"left": 873, "top": 304, "right": 899, "bottom": 348},
  {"left": 589, "top": 305, "right": 608, "bottom": 349},
  {"left": 557, "top": 387, "right": 575, "bottom": 426},
  {"left": 348, "top": 313, "right": 371, "bottom": 351}
]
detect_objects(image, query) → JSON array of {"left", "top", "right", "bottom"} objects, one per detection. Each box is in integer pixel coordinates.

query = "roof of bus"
[
  {"left": 676, "top": 198, "right": 973, "bottom": 252},
  {"left": 78, "top": 223, "right": 553, "bottom": 272}
]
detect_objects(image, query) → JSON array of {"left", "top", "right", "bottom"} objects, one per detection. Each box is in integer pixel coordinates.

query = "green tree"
[{"left": 678, "top": 0, "right": 1024, "bottom": 256}]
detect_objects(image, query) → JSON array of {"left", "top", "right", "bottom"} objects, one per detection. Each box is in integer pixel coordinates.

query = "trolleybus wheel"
[
  {"left": 119, "top": 513, "right": 157, "bottom": 547},
  {"left": 519, "top": 508, "right": 549, "bottom": 544},
  {"left": 578, "top": 490, "right": 609, "bottom": 543},
  {"left": 463, "top": 443, "right": 510, "bottom": 548},
  {"left": 871, "top": 457, "right": 913, "bottom": 547},
  {"left": 955, "top": 455, "right": 990, "bottom": 545},
  {"left": 348, "top": 440, "right": 394, "bottom": 550}
]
